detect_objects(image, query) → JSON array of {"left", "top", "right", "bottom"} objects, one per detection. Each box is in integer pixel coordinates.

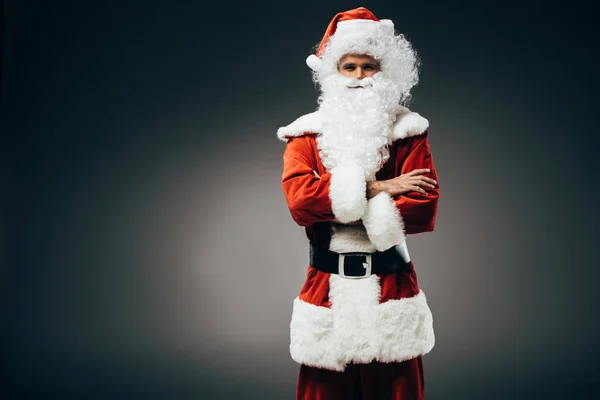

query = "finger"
[
  {"left": 413, "top": 181, "right": 436, "bottom": 189},
  {"left": 416, "top": 177, "right": 437, "bottom": 188},
  {"left": 410, "top": 185, "right": 428, "bottom": 195},
  {"left": 408, "top": 177, "right": 435, "bottom": 188},
  {"left": 420, "top": 176, "right": 437, "bottom": 185},
  {"left": 406, "top": 168, "right": 431, "bottom": 176}
]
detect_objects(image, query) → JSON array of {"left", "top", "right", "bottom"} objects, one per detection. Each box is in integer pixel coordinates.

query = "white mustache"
[{"left": 342, "top": 76, "right": 375, "bottom": 88}]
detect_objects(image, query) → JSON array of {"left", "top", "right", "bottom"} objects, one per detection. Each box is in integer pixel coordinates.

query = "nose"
[{"left": 354, "top": 67, "right": 365, "bottom": 79}]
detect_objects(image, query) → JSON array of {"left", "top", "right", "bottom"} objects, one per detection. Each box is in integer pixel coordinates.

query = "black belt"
[{"left": 309, "top": 243, "right": 409, "bottom": 279}]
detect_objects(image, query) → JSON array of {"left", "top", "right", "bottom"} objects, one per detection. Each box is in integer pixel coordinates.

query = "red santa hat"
[{"left": 306, "top": 7, "right": 397, "bottom": 74}]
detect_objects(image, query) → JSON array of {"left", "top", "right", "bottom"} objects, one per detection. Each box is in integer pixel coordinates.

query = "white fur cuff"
[
  {"left": 329, "top": 164, "right": 367, "bottom": 224},
  {"left": 362, "top": 192, "right": 405, "bottom": 251}
]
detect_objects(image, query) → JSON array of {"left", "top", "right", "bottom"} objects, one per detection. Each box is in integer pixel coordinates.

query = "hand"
[{"left": 385, "top": 168, "right": 437, "bottom": 196}]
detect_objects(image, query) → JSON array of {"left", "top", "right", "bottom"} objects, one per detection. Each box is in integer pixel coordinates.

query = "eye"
[
  {"left": 363, "top": 63, "right": 379, "bottom": 71},
  {"left": 343, "top": 64, "right": 356, "bottom": 71}
]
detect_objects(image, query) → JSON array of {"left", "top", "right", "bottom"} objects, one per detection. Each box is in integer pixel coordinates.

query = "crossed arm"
[
  {"left": 312, "top": 168, "right": 436, "bottom": 199},
  {"left": 281, "top": 133, "right": 440, "bottom": 246}
]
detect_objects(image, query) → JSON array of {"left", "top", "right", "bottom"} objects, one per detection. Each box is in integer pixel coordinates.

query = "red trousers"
[{"left": 297, "top": 356, "right": 424, "bottom": 400}]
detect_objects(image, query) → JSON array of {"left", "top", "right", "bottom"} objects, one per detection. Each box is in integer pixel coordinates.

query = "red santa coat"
[{"left": 278, "top": 108, "right": 440, "bottom": 372}]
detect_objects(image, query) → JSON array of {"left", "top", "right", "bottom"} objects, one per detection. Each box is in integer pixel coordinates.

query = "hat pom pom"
[
  {"left": 306, "top": 54, "right": 323, "bottom": 72},
  {"left": 379, "top": 19, "right": 395, "bottom": 36}
]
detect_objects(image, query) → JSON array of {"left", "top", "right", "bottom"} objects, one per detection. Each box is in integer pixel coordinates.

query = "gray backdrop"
[{"left": 3, "top": 0, "right": 599, "bottom": 399}]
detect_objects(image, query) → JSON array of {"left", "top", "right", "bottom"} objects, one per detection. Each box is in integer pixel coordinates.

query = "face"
[{"left": 337, "top": 54, "right": 381, "bottom": 82}]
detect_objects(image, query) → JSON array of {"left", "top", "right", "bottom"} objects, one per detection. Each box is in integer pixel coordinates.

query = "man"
[{"left": 277, "top": 7, "right": 440, "bottom": 399}]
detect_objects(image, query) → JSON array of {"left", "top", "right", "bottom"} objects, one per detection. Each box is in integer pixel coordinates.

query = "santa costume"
[{"left": 278, "top": 7, "right": 440, "bottom": 399}]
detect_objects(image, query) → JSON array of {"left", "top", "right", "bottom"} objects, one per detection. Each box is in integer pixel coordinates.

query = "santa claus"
[{"left": 278, "top": 7, "right": 440, "bottom": 399}]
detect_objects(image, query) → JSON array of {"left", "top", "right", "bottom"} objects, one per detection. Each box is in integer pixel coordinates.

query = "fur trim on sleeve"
[
  {"left": 362, "top": 192, "right": 405, "bottom": 251},
  {"left": 329, "top": 164, "right": 367, "bottom": 223}
]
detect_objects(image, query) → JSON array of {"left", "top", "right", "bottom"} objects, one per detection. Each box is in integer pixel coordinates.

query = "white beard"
[{"left": 316, "top": 73, "right": 402, "bottom": 181}]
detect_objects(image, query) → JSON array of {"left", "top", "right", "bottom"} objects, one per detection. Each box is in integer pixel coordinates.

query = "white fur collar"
[{"left": 277, "top": 106, "right": 429, "bottom": 142}]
